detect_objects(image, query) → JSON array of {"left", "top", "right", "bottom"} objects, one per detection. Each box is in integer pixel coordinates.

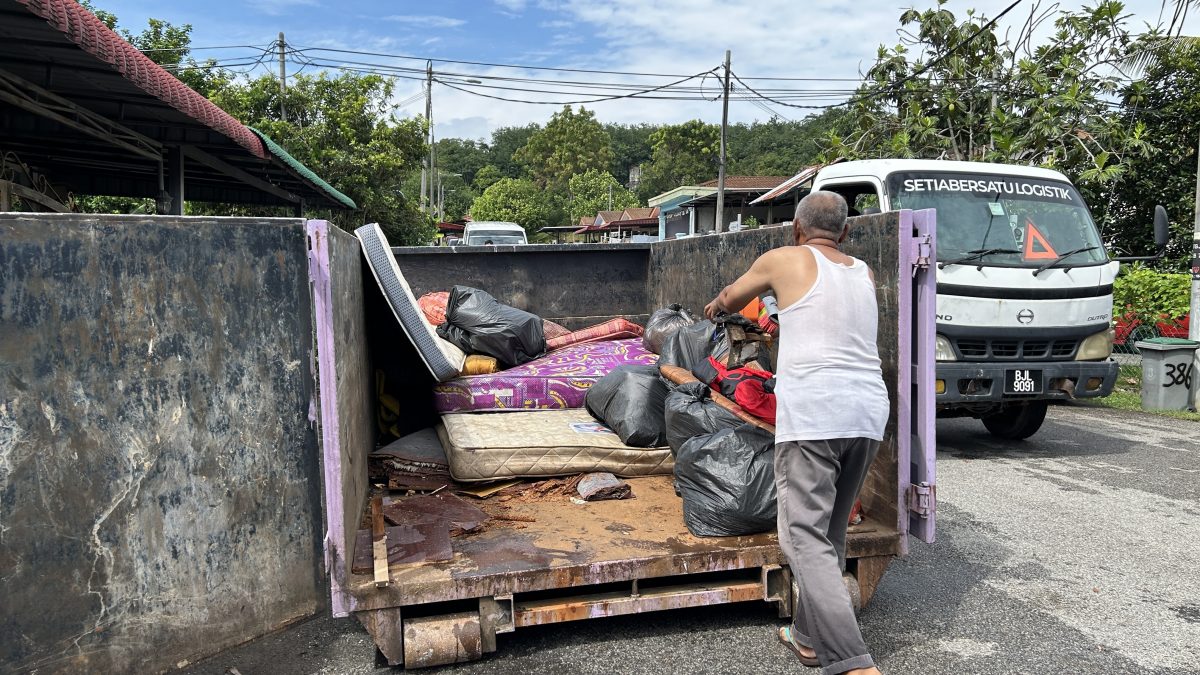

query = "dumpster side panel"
[
  {"left": 389, "top": 244, "right": 652, "bottom": 329},
  {"left": 0, "top": 214, "right": 323, "bottom": 674},
  {"left": 649, "top": 215, "right": 902, "bottom": 542},
  {"left": 309, "top": 222, "right": 374, "bottom": 616}
]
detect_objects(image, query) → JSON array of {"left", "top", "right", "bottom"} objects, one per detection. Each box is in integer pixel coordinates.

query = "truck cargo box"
[{"left": 307, "top": 210, "right": 938, "bottom": 668}]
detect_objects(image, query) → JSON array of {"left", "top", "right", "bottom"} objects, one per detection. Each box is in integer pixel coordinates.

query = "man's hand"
[{"left": 704, "top": 298, "right": 723, "bottom": 320}]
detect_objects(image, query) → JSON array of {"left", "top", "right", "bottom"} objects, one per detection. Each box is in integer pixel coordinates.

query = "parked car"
[
  {"left": 1113, "top": 311, "right": 1190, "bottom": 346},
  {"left": 463, "top": 221, "right": 527, "bottom": 245}
]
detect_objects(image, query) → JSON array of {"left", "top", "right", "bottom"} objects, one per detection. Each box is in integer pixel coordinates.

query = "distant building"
[{"left": 649, "top": 176, "right": 790, "bottom": 239}]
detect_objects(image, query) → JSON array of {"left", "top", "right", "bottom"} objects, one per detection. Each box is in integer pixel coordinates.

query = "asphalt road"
[{"left": 181, "top": 405, "right": 1200, "bottom": 675}]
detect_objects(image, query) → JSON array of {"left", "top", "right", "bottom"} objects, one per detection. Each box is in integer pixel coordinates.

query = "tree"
[
  {"left": 1110, "top": 40, "right": 1200, "bottom": 268},
  {"left": 605, "top": 123, "right": 656, "bottom": 186},
  {"left": 473, "top": 165, "right": 504, "bottom": 192},
  {"left": 829, "top": 1, "right": 1151, "bottom": 202},
  {"left": 213, "top": 72, "right": 433, "bottom": 244},
  {"left": 637, "top": 120, "right": 719, "bottom": 202},
  {"left": 568, "top": 169, "right": 640, "bottom": 222},
  {"left": 488, "top": 124, "right": 540, "bottom": 178},
  {"left": 514, "top": 106, "right": 614, "bottom": 191},
  {"left": 728, "top": 110, "right": 850, "bottom": 175},
  {"left": 435, "top": 138, "right": 490, "bottom": 188},
  {"left": 470, "top": 178, "right": 555, "bottom": 233}
]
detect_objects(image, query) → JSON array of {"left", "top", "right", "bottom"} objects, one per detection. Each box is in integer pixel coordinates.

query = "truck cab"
[{"left": 813, "top": 159, "right": 1119, "bottom": 439}]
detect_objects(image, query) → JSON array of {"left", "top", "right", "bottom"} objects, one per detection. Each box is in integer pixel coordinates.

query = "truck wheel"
[{"left": 982, "top": 401, "right": 1048, "bottom": 440}]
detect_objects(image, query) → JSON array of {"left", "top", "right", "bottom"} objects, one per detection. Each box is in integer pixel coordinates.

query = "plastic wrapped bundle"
[
  {"left": 658, "top": 320, "right": 717, "bottom": 372},
  {"left": 584, "top": 365, "right": 669, "bottom": 447},
  {"left": 436, "top": 286, "right": 546, "bottom": 368},
  {"left": 643, "top": 304, "right": 698, "bottom": 354}
]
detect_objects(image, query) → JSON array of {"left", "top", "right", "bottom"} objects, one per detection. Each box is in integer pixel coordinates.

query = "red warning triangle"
[{"left": 1023, "top": 220, "right": 1058, "bottom": 260}]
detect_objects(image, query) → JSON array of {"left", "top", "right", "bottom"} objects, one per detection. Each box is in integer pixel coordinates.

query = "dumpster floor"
[{"left": 348, "top": 474, "right": 899, "bottom": 609}]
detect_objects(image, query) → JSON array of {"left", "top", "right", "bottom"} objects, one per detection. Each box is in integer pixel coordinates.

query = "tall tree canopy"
[
  {"left": 470, "top": 178, "right": 556, "bottom": 233},
  {"left": 636, "top": 120, "right": 720, "bottom": 202},
  {"left": 514, "top": 106, "right": 614, "bottom": 191},
  {"left": 568, "top": 169, "right": 640, "bottom": 222}
]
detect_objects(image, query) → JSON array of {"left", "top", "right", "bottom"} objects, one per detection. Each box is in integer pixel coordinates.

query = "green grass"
[{"left": 1093, "top": 365, "right": 1200, "bottom": 421}]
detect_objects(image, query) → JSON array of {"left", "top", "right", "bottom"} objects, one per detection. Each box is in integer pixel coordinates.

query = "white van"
[{"left": 462, "top": 221, "right": 527, "bottom": 246}]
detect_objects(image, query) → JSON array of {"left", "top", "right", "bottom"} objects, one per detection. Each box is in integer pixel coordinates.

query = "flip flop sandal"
[{"left": 778, "top": 625, "right": 820, "bottom": 667}]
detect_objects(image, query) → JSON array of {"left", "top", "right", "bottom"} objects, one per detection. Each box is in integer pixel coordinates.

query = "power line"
[{"left": 434, "top": 67, "right": 720, "bottom": 105}]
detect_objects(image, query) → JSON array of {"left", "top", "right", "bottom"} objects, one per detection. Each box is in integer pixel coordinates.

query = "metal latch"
[
  {"left": 907, "top": 482, "right": 934, "bottom": 518},
  {"left": 910, "top": 234, "right": 933, "bottom": 273}
]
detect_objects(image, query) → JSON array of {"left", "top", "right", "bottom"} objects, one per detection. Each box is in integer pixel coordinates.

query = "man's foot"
[{"left": 778, "top": 626, "right": 819, "bottom": 667}]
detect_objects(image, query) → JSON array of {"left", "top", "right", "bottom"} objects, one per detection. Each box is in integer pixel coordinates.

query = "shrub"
[{"left": 1112, "top": 266, "right": 1190, "bottom": 324}]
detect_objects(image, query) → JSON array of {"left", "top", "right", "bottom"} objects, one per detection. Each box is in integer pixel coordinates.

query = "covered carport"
[{"left": 0, "top": 0, "right": 354, "bottom": 213}]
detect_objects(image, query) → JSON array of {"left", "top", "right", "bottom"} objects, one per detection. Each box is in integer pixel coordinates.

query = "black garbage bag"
[
  {"left": 436, "top": 286, "right": 546, "bottom": 367},
  {"left": 643, "top": 304, "right": 698, "bottom": 354},
  {"left": 658, "top": 320, "right": 717, "bottom": 371},
  {"left": 674, "top": 423, "right": 777, "bottom": 537},
  {"left": 584, "top": 365, "right": 669, "bottom": 447},
  {"left": 663, "top": 381, "right": 743, "bottom": 455}
]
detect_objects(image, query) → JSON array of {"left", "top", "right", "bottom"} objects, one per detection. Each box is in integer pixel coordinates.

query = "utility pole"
[
  {"left": 427, "top": 62, "right": 437, "bottom": 218},
  {"left": 607, "top": 183, "right": 613, "bottom": 211},
  {"left": 714, "top": 49, "right": 731, "bottom": 233},
  {"left": 1190, "top": 134, "right": 1200, "bottom": 410},
  {"left": 278, "top": 32, "right": 287, "bottom": 122}
]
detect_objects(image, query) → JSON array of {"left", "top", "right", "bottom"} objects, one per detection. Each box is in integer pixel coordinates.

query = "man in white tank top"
[{"left": 704, "top": 191, "right": 887, "bottom": 675}]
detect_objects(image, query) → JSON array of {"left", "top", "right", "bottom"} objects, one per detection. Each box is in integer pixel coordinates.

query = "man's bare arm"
[{"left": 704, "top": 251, "right": 774, "bottom": 319}]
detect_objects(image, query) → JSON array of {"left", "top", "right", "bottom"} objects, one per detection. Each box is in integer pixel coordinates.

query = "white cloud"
[
  {"left": 493, "top": 0, "right": 528, "bottom": 11},
  {"left": 384, "top": 15, "right": 466, "bottom": 28},
  {"left": 539, "top": 19, "right": 573, "bottom": 29},
  {"left": 255, "top": 0, "right": 319, "bottom": 17}
]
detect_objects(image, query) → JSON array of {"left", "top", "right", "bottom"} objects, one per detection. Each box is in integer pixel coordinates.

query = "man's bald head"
[{"left": 793, "top": 190, "right": 849, "bottom": 244}]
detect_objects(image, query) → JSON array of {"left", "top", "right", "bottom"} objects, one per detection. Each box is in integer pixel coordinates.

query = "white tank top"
[{"left": 774, "top": 246, "right": 890, "bottom": 442}]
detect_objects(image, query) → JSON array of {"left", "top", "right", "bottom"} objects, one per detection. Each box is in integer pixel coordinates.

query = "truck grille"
[{"left": 953, "top": 338, "right": 1078, "bottom": 361}]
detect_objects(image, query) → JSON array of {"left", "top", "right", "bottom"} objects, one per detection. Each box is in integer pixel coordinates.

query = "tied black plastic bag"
[
  {"left": 643, "top": 304, "right": 698, "bottom": 354},
  {"left": 663, "top": 381, "right": 743, "bottom": 455},
  {"left": 674, "top": 423, "right": 777, "bottom": 537},
  {"left": 658, "top": 320, "right": 717, "bottom": 371},
  {"left": 585, "top": 365, "right": 669, "bottom": 447},
  {"left": 436, "top": 286, "right": 546, "bottom": 368}
]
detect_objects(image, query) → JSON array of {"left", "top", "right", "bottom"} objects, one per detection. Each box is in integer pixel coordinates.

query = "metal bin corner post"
[{"left": 1135, "top": 338, "right": 1199, "bottom": 411}]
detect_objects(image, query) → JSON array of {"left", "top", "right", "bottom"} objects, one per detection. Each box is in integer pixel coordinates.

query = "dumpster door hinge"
[
  {"left": 907, "top": 482, "right": 934, "bottom": 518},
  {"left": 910, "top": 234, "right": 933, "bottom": 274}
]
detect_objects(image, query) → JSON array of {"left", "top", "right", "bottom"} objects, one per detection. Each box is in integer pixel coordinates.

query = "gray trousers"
[{"left": 774, "top": 438, "right": 880, "bottom": 675}]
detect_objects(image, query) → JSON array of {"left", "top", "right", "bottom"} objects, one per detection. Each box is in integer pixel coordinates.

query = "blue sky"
[{"left": 94, "top": 0, "right": 1195, "bottom": 140}]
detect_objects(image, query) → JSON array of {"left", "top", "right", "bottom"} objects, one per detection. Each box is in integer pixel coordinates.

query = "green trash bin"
[{"left": 1134, "top": 337, "right": 1199, "bottom": 410}]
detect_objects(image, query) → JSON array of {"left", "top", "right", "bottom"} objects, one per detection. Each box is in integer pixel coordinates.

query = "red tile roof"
[
  {"left": 16, "top": 0, "right": 265, "bottom": 159},
  {"left": 696, "top": 176, "right": 789, "bottom": 190}
]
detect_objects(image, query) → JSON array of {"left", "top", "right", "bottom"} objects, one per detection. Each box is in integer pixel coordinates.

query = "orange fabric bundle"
[{"left": 418, "top": 291, "right": 450, "bottom": 326}]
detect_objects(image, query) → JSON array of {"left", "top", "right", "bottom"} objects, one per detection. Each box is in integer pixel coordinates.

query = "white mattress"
[{"left": 438, "top": 410, "right": 673, "bottom": 481}]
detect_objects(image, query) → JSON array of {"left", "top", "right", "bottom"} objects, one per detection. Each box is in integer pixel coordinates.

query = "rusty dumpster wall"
[
  {"left": 0, "top": 214, "right": 324, "bottom": 673},
  {"left": 649, "top": 216, "right": 903, "bottom": 542}
]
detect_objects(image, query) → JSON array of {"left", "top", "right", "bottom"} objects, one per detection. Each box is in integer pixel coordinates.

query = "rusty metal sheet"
[
  {"left": 383, "top": 492, "right": 489, "bottom": 532},
  {"left": 512, "top": 579, "right": 764, "bottom": 627}
]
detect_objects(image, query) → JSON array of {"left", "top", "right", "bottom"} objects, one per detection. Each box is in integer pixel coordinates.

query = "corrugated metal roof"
[
  {"left": 251, "top": 129, "right": 357, "bottom": 209},
  {"left": 16, "top": 0, "right": 266, "bottom": 159},
  {"left": 750, "top": 160, "right": 845, "bottom": 205},
  {"left": 696, "top": 176, "right": 789, "bottom": 190}
]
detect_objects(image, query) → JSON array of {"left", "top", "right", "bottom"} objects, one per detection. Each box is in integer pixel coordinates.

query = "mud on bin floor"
[{"left": 349, "top": 474, "right": 899, "bottom": 608}]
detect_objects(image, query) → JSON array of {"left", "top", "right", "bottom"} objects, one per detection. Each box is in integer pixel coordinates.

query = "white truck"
[
  {"left": 810, "top": 159, "right": 1167, "bottom": 439},
  {"left": 462, "top": 220, "right": 528, "bottom": 246}
]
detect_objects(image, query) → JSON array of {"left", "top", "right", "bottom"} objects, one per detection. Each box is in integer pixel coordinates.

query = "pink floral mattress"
[{"left": 433, "top": 338, "right": 657, "bottom": 413}]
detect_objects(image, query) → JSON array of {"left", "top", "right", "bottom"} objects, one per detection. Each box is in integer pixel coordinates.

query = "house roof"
[
  {"left": 596, "top": 210, "right": 624, "bottom": 223},
  {"left": 620, "top": 206, "right": 658, "bottom": 220},
  {"left": 0, "top": 0, "right": 354, "bottom": 208},
  {"left": 750, "top": 160, "right": 846, "bottom": 205},
  {"left": 696, "top": 176, "right": 789, "bottom": 190},
  {"left": 578, "top": 216, "right": 592, "bottom": 227}
]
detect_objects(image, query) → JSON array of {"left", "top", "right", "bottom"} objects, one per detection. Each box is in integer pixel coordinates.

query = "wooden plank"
[
  {"left": 854, "top": 555, "right": 892, "bottom": 608},
  {"left": 659, "top": 364, "right": 775, "bottom": 433},
  {"left": 371, "top": 496, "right": 389, "bottom": 587}
]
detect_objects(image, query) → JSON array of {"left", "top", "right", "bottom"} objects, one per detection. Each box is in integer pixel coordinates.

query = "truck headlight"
[
  {"left": 935, "top": 334, "right": 957, "bottom": 361},
  {"left": 1076, "top": 328, "right": 1114, "bottom": 360}
]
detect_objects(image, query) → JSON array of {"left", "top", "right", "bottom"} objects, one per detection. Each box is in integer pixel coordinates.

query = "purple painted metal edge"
[
  {"left": 911, "top": 208, "right": 938, "bottom": 543},
  {"left": 306, "top": 219, "right": 355, "bottom": 617},
  {"left": 896, "top": 210, "right": 914, "bottom": 556}
]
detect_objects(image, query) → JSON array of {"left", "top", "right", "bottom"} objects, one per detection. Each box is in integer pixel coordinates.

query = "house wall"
[{"left": 0, "top": 214, "right": 324, "bottom": 674}]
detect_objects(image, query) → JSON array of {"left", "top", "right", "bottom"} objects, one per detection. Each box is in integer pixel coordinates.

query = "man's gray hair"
[{"left": 794, "top": 190, "right": 848, "bottom": 239}]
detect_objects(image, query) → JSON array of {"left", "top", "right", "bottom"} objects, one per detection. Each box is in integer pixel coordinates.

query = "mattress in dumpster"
[
  {"left": 437, "top": 409, "right": 674, "bottom": 481},
  {"left": 432, "top": 338, "right": 657, "bottom": 413}
]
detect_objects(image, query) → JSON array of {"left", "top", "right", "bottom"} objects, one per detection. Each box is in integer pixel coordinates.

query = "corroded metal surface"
[
  {"left": 403, "top": 612, "right": 483, "bottom": 669},
  {"left": 0, "top": 214, "right": 322, "bottom": 674}
]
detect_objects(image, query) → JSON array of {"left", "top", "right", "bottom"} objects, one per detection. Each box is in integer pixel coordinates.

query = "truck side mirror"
[{"left": 1153, "top": 204, "right": 1169, "bottom": 249}]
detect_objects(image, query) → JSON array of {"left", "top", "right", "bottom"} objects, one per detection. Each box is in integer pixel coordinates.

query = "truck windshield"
[
  {"left": 466, "top": 231, "right": 525, "bottom": 245},
  {"left": 887, "top": 172, "right": 1107, "bottom": 268}
]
